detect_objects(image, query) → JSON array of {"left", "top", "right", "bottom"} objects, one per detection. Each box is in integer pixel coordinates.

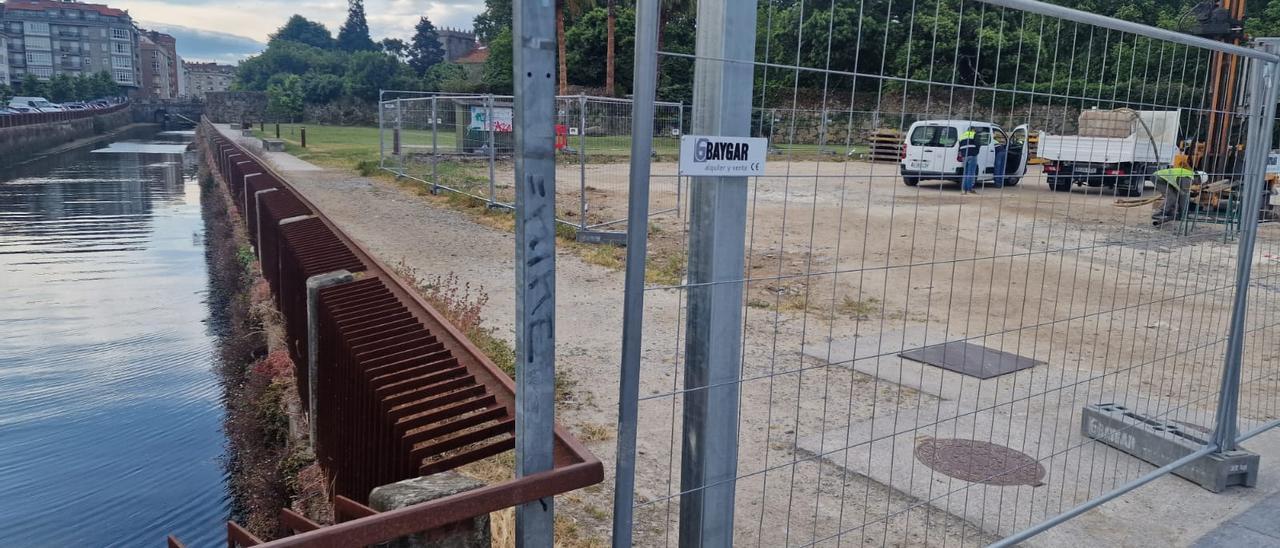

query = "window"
[
  {"left": 972, "top": 127, "right": 993, "bottom": 146},
  {"left": 30, "top": 66, "right": 53, "bottom": 79},
  {"left": 25, "top": 37, "right": 51, "bottom": 50},
  {"left": 101, "top": 43, "right": 108, "bottom": 53},
  {"left": 113, "top": 42, "right": 129, "bottom": 55},
  {"left": 111, "top": 28, "right": 130, "bottom": 41},
  {"left": 113, "top": 69, "right": 133, "bottom": 84},
  {"left": 9, "top": 22, "right": 21, "bottom": 33},
  {"left": 25, "top": 52, "right": 52, "bottom": 65},
  {"left": 24, "top": 22, "right": 50, "bottom": 36},
  {"left": 909, "top": 125, "right": 958, "bottom": 147},
  {"left": 86, "top": 12, "right": 99, "bottom": 20},
  {"left": 111, "top": 55, "right": 131, "bottom": 69}
]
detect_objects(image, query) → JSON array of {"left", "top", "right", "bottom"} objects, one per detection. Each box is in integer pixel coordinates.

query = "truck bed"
[{"left": 1037, "top": 133, "right": 1178, "bottom": 165}]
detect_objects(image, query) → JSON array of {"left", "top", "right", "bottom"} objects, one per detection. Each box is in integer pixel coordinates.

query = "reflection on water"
[{"left": 0, "top": 130, "right": 229, "bottom": 546}]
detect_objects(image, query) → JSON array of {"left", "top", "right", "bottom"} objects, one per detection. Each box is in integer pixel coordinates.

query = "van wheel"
[
  {"left": 1004, "top": 177, "right": 1021, "bottom": 187},
  {"left": 903, "top": 176, "right": 920, "bottom": 187},
  {"left": 1048, "top": 177, "right": 1072, "bottom": 192}
]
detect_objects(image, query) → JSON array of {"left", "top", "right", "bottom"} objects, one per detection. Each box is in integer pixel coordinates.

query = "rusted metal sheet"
[{"left": 190, "top": 120, "right": 602, "bottom": 547}]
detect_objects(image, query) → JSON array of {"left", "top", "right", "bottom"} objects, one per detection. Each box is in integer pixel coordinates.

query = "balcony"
[{"left": 56, "top": 30, "right": 79, "bottom": 39}]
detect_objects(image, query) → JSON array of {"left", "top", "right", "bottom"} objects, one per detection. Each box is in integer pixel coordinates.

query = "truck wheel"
[
  {"left": 1116, "top": 177, "right": 1144, "bottom": 197},
  {"left": 903, "top": 176, "right": 920, "bottom": 187},
  {"left": 1049, "top": 177, "right": 1072, "bottom": 192}
]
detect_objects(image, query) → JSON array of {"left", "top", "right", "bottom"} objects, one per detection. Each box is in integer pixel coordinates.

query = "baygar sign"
[{"left": 679, "top": 135, "right": 768, "bottom": 176}]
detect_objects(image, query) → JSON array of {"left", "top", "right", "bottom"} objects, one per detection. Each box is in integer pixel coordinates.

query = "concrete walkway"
[{"left": 1193, "top": 491, "right": 1280, "bottom": 546}]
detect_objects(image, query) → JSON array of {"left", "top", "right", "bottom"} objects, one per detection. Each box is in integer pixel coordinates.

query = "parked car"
[
  {"left": 0, "top": 106, "right": 21, "bottom": 115},
  {"left": 62, "top": 102, "right": 89, "bottom": 111},
  {"left": 899, "top": 119, "right": 1030, "bottom": 187},
  {"left": 8, "top": 97, "right": 64, "bottom": 113},
  {"left": 6, "top": 105, "right": 35, "bottom": 114},
  {"left": 89, "top": 100, "right": 110, "bottom": 109}
]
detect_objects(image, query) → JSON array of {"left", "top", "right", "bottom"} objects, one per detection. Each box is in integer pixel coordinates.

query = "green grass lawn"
[{"left": 252, "top": 123, "right": 870, "bottom": 170}]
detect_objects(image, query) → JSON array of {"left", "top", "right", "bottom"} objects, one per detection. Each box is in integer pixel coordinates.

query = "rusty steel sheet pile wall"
[{"left": 189, "top": 120, "right": 601, "bottom": 547}]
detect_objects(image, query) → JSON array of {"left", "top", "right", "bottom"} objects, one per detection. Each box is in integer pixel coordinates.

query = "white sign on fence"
[
  {"left": 569, "top": 127, "right": 580, "bottom": 136},
  {"left": 678, "top": 135, "right": 768, "bottom": 176},
  {"left": 469, "top": 106, "right": 514, "bottom": 133}
]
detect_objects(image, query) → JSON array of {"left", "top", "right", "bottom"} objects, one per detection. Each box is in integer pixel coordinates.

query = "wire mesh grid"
[
  {"left": 379, "top": 93, "right": 685, "bottom": 230},
  {"left": 618, "top": 0, "right": 1280, "bottom": 546}
]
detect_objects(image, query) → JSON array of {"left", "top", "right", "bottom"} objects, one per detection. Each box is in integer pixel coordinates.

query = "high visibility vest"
[{"left": 1154, "top": 167, "right": 1196, "bottom": 193}]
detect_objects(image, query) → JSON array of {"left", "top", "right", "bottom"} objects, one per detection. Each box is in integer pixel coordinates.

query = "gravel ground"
[{"left": 219, "top": 125, "right": 1280, "bottom": 547}]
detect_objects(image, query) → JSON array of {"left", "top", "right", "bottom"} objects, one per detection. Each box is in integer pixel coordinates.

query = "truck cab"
[{"left": 900, "top": 120, "right": 1030, "bottom": 188}]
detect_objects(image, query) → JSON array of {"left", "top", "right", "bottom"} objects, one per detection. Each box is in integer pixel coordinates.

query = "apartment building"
[
  {"left": 184, "top": 61, "right": 233, "bottom": 99},
  {"left": 0, "top": 33, "right": 9, "bottom": 85},
  {"left": 138, "top": 30, "right": 178, "bottom": 99},
  {"left": 0, "top": 0, "right": 141, "bottom": 90}
]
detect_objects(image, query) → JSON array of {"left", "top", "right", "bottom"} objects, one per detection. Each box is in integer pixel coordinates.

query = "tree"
[
  {"left": 556, "top": 0, "right": 594, "bottom": 95},
  {"left": 267, "top": 74, "right": 305, "bottom": 121},
  {"left": 483, "top": 29, "right": 514, "bottom": 93},
  {"left": 96, "top": 71, "right": 121, "bottom": 98},
  {"left": 473, "top": 0, "right": 512, "bottom": 44},
  {"left": 270, "top": 15, "right": 334, "bottom": 49},
  {"left": 409, "top": 17, "right": 447, "bottom": 75},
  {"left": 20, "top": 74, "right": 47, "bottom": 98},
  {"left": 381, "top": 38, "right": 408, "bottom": 61},
  {"left": 72, "top": 75, "right": 94, "bottom": 101},
  {"left": 47, "top": 74, "right": 75, "bottom": 103},
  {"left": 301, "top": 72, "right": 345, "bottom": 103},
  {"left": 337, "top": 0, "right": 378, "bottom": 52},
  {"left": 0, "top": 84, "right": 13, "bottom": 103},
  {"left": 343, "top": 51, "right": 406, "bottom": 100},
  {"left": 566, "top": 7, "right": 635, "bottom": 93}
]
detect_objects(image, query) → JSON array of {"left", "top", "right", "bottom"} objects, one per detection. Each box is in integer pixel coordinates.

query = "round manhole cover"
[{"left": 915, "top": 438, "right": 1046, "bottom": 487}]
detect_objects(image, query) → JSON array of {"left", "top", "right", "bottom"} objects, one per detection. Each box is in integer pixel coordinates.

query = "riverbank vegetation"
[{"left": 200, "top": 131, "right": 329, "bottom": 539}]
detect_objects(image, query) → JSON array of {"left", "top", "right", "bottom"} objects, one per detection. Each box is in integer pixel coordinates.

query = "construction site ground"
[{"left": 217, "top": 125, "right": 1280, "bottom": 547}]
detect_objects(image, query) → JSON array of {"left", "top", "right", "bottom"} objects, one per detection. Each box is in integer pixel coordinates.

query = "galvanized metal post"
[
  {"left": 378, "top": 91, "right": 386, "bottom": 170},
  {"left": 306, "top": 270, "right": 354, "bottom": 449},
  {"left": 488, "top": 94, "right": 498, "bottom": 206},
  {"left": 1212, "top": 48, "right": 1280, "bottom": 453},
  {"left": 677, "top": 101, "right": 685, "bottom": 216},
  {"left": 579, "top": 94, "right": 588, "bottom": 230},
  {"left": 611, "top": 0, "right": 659, "bottom": 543},
  {"left": 431, "top": 97, "right": 439, "bottom": 194},
  {"left": 512, "top": 0, "right": 557, "bottom": 544},
  {"left": 678, "top": 0, "right": 756, "bottom": 544}
]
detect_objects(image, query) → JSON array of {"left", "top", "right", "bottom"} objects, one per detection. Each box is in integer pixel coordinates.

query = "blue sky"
[{"left": 121, "top": 0, "right": 485, "bottom": 63}]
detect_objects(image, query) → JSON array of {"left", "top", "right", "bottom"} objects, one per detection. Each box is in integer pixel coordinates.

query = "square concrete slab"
[{"left": 899, "top": 341, "right": 1045, "bottom": 379}]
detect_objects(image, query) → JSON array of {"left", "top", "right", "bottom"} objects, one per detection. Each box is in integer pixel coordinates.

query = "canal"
[{"left": 0, "top": 128, "right": 230, "bottom": 546}]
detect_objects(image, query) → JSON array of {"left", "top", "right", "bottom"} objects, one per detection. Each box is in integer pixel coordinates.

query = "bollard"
[
  {"left": 301, "top": 126, "right": 307, "bottom": 148},
  {"left": 275, "top": 123, "right": 280, "bottom": 139},
  {"left": 260, "top": 121, "right": 264, "bottom": 132},
  {"left": 393, "top": 128, "right": 401, "bottom": 156}
]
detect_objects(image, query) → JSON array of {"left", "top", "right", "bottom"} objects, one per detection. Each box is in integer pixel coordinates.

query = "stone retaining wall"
[{"left": 0, "top": 106, "right": 133, "bottom": 167}]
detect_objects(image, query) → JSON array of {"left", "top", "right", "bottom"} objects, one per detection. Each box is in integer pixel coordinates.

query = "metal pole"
[
  {"left": 974, "top": 0, "right": 1279, "bottom": 61},
  {"left": 678, "top": 0, "right": 756, "bottom": 544},
  {"left": 378, "top": 92, "right": 385, "bottom": 170},
  {"left": 512, "top": 0, "right": 557, "bottom": 543},
  {"left": 611, "top": 0, "right": 659, "bottom": 544},
  {"left": 305, "top": 270, "right": 354, "bottom": 450},
  {"left": 579, "top": 94, "right": 588, "bottom": 230},
  {"left": 488, "top": 94, "right": 498, "bottom": 206},
  {"left": 431, "top": 97, "right": 439, "bottom": 194},
  {"left": 677, "top": 101, "right": 685, "bottom": 216},
  {"left": 1211, "top": 50, "right": 1279, "bottom": 453}
]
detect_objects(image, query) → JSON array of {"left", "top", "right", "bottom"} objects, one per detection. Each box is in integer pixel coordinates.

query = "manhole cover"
[
  {"left": 899, "top": 341, "right": 1044, "bottom": 379},
  {"left": 915, "top": 438, "right": 1046, "bottom": 486}
]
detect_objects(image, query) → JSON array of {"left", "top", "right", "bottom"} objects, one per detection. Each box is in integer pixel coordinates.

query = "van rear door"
[{"left": 904, "top": 124, "right": 956, "bottom": 173}]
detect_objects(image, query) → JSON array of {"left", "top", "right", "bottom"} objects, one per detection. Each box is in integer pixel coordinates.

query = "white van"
[
  {"left": 899, "top": 120, "right": 1030, "bottom": 187},
  {"left": 8, "top": 97, "right": 64, "bottom": 113}
]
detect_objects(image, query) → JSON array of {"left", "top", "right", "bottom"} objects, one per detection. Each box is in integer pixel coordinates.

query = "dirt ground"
[{"left": 225, "top": 124, "right": 1280, "bottom": 546}]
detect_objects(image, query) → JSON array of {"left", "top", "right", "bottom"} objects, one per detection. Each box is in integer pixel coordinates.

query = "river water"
[{"left": 0, "top": 129, "right": 230, "bottom": 546}]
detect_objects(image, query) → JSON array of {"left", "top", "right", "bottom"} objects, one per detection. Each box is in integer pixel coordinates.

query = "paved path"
[{"left": 1193, "top": 491, "right": 1280, "bottom": 546}]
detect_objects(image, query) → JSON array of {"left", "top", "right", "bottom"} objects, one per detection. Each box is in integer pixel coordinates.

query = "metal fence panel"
[{"left": 613, "top": 0, "right": 1280, "bottom": 546}]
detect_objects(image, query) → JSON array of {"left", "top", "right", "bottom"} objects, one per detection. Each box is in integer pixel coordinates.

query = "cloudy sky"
[{"left": 124, "top": 0, "right": 486, "bottom": 63}]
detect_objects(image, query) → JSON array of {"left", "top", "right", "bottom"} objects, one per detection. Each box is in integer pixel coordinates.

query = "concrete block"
[
  {"left": 262, "top": 138, "right": 286, "bottom": 152},
  {"left": 1081, "top": 403, "right": 1259, "bottom": 493},
  {"left": 241, "top": 128, "right": 255, "bottom": 137},
  {"left": 368, "top": 472, "right": 490, "bottom": 548}
]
